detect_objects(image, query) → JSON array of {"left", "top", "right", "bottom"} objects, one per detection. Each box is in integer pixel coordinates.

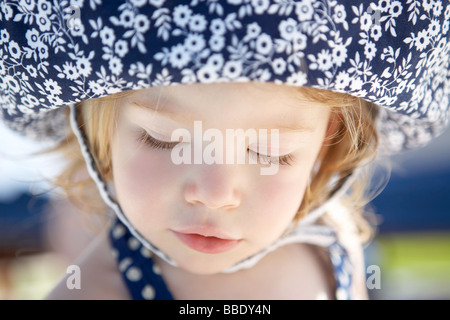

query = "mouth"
[{"left": 171, "top": 229, "right": 242, "bottom": 254}]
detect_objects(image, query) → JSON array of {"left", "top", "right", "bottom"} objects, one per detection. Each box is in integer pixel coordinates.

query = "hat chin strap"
[{"left": 69, "top": 103, "right": 356, "bottom": 273}]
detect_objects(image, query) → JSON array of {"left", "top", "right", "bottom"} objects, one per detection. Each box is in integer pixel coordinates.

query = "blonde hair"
[
  {"left": 297, "top": 87, "right": 380, "bottom": 243},
  {"left": 53, "top": 86, "right": 380, "bottom": 243}
]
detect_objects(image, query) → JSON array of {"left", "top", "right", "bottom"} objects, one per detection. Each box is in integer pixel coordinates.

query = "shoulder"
[
  {"left": 291, "top": 243, "right": 336, "bottom": 299},
  {"left": 45, "top": 232, "right": 130, "bottom": 300}
]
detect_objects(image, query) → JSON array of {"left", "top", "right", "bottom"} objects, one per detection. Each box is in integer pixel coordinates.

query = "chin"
[{"left": 173, "top": 251, "right": 245, "bottom": 275}]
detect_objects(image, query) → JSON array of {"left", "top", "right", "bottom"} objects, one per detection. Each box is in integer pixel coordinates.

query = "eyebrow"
[{"left": 131, "top": 100, "right": 314, "bottom": 133}]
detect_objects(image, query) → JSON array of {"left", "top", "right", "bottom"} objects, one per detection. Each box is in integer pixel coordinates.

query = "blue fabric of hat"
[{"left": 0, "top": 0, "right": 449, "bottom": 152}]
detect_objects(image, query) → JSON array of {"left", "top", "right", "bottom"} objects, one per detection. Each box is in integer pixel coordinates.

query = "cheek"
[
  {"left": 263, "top": 172, "right": 306, "bottom": 207},
  {"left": 245, "top": 166, "right": 310, "bottom": 239},
  {"left": 111, "top": 141, "right": 178, "bottom": 226},
  {"left": 115, "top": 151, "right": 168, "bottom": 198}
]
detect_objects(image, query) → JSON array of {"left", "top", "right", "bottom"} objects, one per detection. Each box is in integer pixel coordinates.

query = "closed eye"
[
  {"left": 138, "top": 131, "right": 296, "bottom": 166},
  {"left": 247, "top": 148, "right": 295, "bottom": 166}
]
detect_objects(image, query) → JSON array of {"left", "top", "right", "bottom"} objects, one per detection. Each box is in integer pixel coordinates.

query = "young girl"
[{"left": 1, "top": 0, "right": 448, "bottom": 300}]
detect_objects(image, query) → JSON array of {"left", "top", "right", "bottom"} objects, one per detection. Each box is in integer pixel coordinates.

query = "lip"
[{"left": 171, "top": 229, "right": 242, "bottom": 254}]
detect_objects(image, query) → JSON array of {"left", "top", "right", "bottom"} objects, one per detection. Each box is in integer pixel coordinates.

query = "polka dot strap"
[
  {"left": 327, "top": 241, "right": 353, "bottom": 300},
  {"left": 109, "top": 218, "right": 174, "bottom": 300}
]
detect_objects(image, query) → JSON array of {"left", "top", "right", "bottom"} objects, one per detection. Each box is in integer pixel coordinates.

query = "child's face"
[{"left": 111, "top": 83, "right": 332, "bottom": 274}]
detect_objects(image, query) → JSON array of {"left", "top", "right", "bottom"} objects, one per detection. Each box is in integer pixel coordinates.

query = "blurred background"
[
  {"left": 367, "top": 124, "right": 450, "bottom": 300},
  {"left": 0, "top": 119, "right": 449, "bottom": 300},
  {"left": 0, "top": 121, "right": 96, "bottom": 299}
]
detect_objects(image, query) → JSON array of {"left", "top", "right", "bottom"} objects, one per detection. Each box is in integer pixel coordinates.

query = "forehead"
[{"left": 121, "top": 83, "right": 331, "bottom": 130}]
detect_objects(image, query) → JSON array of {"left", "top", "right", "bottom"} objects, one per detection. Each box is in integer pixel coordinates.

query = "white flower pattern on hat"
[{"left": 0, "top": 0, "right": 448, "bottom": 152}]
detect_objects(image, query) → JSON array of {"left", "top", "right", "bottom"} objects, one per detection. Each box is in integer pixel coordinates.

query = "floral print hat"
[{"left": 0, "top": 0, "right": 449, "bottom": 152}]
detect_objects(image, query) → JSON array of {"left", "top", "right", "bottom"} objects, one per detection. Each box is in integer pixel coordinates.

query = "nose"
[{"left": 184, "top": 164, "right": 242, "bottom": 210}]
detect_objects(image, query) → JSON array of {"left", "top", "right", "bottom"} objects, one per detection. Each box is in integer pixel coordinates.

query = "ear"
[
  {"left": 325, "top": 110, "right": 342, "bottom": 139},
  {"left": 317, "top": 110, "right": 342, "bottom": 161}
]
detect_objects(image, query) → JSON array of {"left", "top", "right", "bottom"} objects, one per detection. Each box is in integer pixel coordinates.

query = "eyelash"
[
  {"left": 248, "top": 150, "right": 295, "bottom": 166},
  {"left": 138, "top": 132, "right": 296, "bottom": 166},
  {"left": 138, "top": 131, "right": 180, "bottom": 150}
]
